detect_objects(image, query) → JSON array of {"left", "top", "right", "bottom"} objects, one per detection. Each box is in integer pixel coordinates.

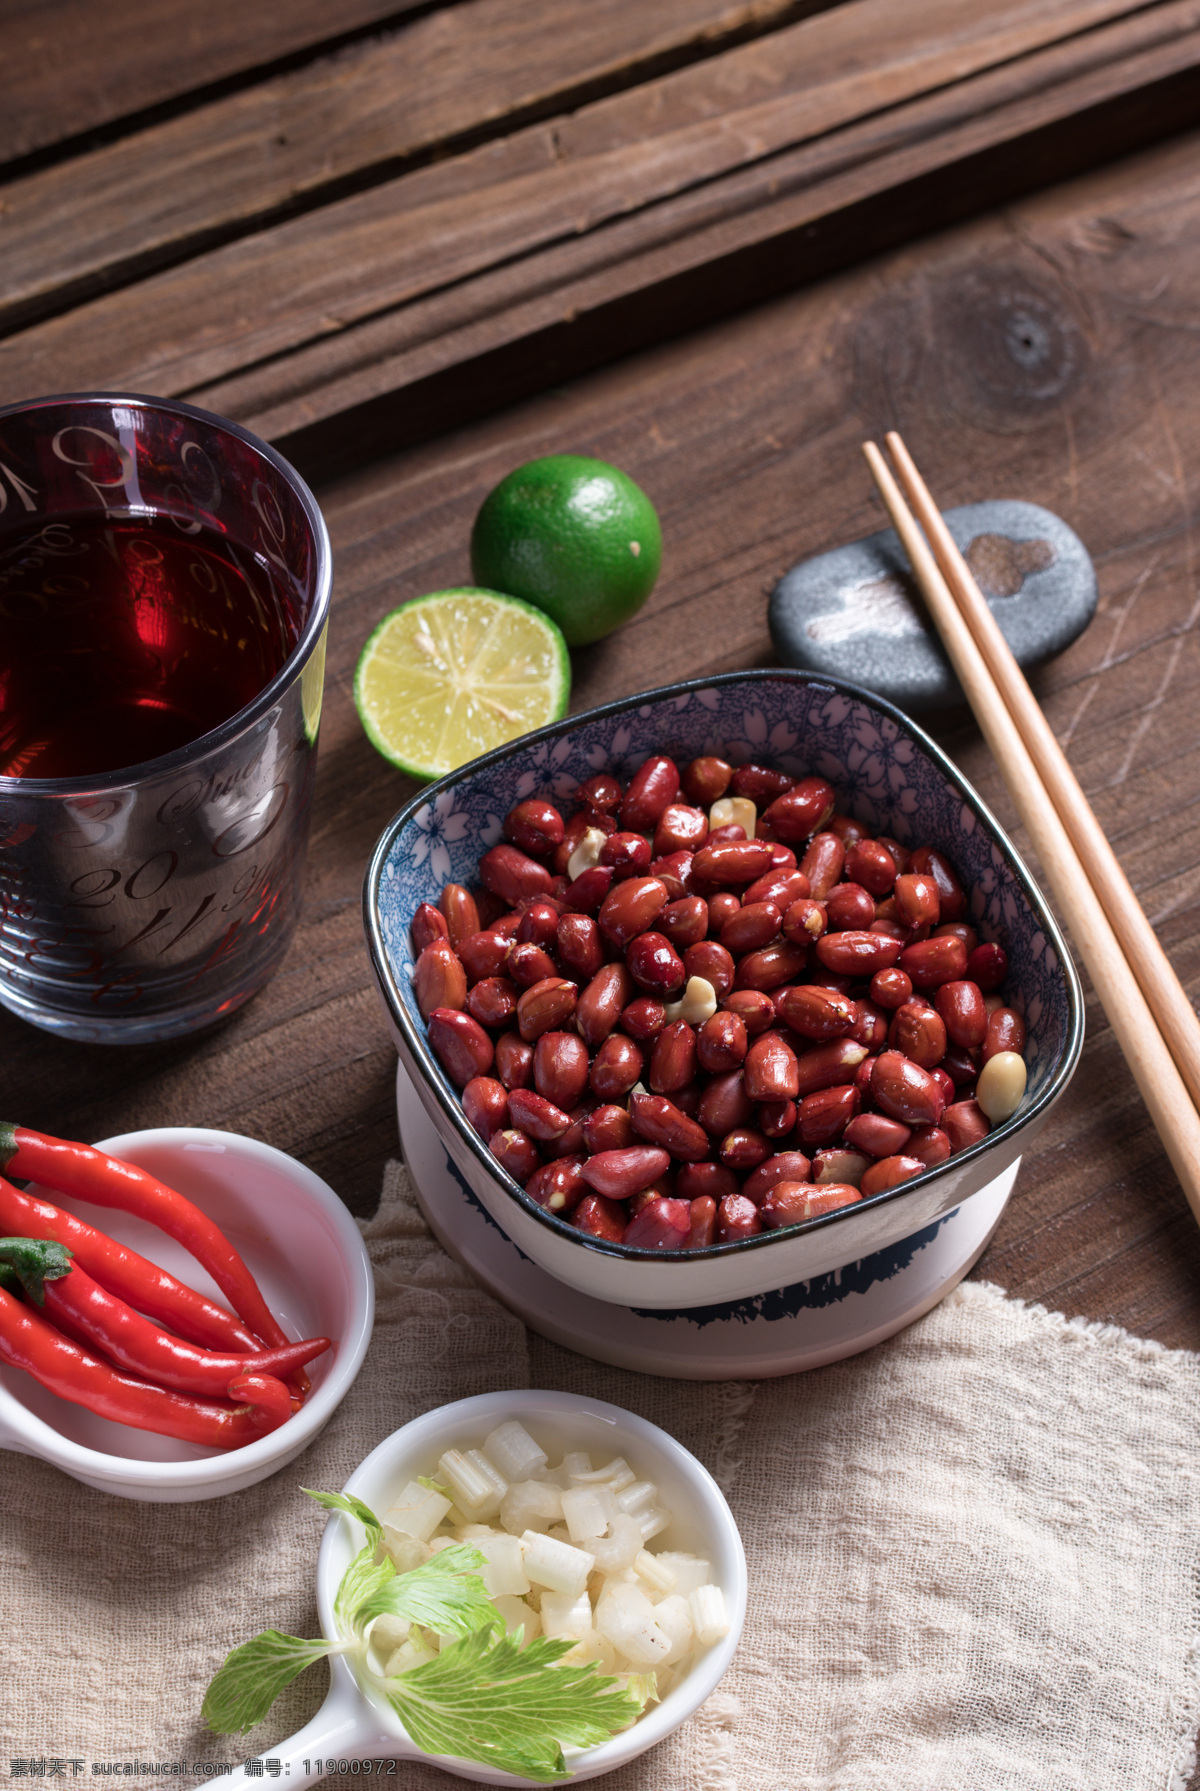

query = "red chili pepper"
[
  {"left": 0, "top": 1177, "right": 264, "bottom": 1355},
  {"left": 0, "top": 1125, "right": 288, "bottom": 1351},
  {"left": 0, "top": 1286, "right": 293, "bottom": 1448},
  {"left": 32, "top": 1257, "right": 332, "bottom": 1398}
]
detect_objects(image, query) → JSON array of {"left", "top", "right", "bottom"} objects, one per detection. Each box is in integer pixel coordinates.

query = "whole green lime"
[{"left": 470, "top": 454, "right": 662, "bottom": 647}]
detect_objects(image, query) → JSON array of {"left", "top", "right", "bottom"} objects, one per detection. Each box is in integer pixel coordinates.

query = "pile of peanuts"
[{"left": 410, "top": 753, "right": 1029, "bottom": 1252}]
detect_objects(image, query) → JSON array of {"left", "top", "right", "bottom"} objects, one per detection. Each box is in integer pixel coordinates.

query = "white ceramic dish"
[
  {"left": 365, "top": 670, "right": 1083, "bottom": 1311},
  {"left": 397, "top": 1059, "right": 1017, "bottom": 1378},
  {"left": 205, "top": 1389, "right": 747, "bottom": 1788},
  {"left": 0, "top": 1126, "right": 375, "bottom": 1500}
]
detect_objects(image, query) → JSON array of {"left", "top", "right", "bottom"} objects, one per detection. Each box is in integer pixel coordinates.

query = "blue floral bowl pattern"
[{"left": 365, "top": 671, "right": 1083, "bottom": 1310}]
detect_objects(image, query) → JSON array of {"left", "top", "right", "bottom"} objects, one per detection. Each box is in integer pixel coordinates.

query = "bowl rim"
[
  {"left": 0, "top": 1125, "right": 374, "bottom": 1486},
  {"left": 319, "top": 1388, "right": 748, "bottom": 1776},
  {"left": 363, "top": 667, "right": 1084, "bottom": 1267}
]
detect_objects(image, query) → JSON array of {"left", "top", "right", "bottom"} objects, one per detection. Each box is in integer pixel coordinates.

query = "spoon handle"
[{"left": 200, "top": 1661, "right": 417, "bottom": 1789}]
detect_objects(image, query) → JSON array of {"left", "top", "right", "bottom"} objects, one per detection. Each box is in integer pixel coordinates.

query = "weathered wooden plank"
[
  {"left": 0, "top": 0, "right": 435, "bottom": 168},
  {"left": 0, "top": 0, "right": 823, "bottom": 332},
  {"left": 7, "top": 124, "right": 1200, "bottom": 1353},
  {"left": 4, "top": 0, "right": 1196, "bottom": 468}
]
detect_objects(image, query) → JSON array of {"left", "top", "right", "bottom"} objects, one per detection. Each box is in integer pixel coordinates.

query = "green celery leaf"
[
  {"left": 359, "top": 1544, "right": 501, "bottom": 1639},
  {"left": 385, "top": 1628, "right": 642, "bottom": 1783},
  {"left": 202, "top": 1631, "right": 332, "bottom": 1735},
  {"left": 0, "top": 1237, "right": 73, "bottom": 1305},
  {"left": 416, "top": 1475, "right": 449, "bottom": 1495},
  {"left": 304, "top": 1489, "right": 392, "bottom": 1631}
]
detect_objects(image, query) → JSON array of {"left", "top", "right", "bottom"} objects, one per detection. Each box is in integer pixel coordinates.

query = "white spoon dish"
[
  {"left": 0, "top": 1126, "right": 374, "bottom": 1500},
  {"left": 203, "top": 1390, "right": 747, "bottom": 1788}
]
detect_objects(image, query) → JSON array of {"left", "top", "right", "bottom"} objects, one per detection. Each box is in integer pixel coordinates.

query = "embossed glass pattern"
[{"left": 0, "top": 393, "right": 331, "bottom": 1043}]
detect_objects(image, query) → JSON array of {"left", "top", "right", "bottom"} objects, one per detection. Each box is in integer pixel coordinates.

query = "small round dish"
[
  {"left": 0, "top": 1126, "right": 375, "bottom": 1501},
  {"left": 209, "top": 1389, "right": 747, "bottom": 1788}
]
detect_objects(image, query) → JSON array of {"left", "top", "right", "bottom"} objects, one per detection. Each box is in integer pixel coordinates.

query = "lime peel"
[{"left": 354, "top": 587, "right": 570, "bottom": 781}]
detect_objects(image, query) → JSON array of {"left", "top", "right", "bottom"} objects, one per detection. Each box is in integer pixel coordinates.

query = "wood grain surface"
[
  {"left": 5, "top": 0, "right": 1199, "bottom": 472},
  {"left": 8, "top": 125, "right": 1200, "bottom": 1356}
]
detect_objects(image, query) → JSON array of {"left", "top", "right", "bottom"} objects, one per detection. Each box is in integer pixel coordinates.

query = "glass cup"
[{"left": 0, "top": 392, "right": 331, "bottom": 1044}]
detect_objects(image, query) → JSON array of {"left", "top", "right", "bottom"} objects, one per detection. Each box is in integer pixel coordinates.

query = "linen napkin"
[{"left": 4, "top": 1161, "right": 1200, "bottom": 1791}]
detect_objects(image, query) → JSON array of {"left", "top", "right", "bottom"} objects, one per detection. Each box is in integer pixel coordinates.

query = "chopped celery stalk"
[
  {"left": 482, "top": 1421, "right": 548, "bottom": 1484},
  {"left": 689, "top": 1583, "right": 730, "bottom": 1647},
  {"left": 521, "top": 1531, "right": 596, "bottom": 1597},
  {"left": 383, "top": 1481, "right": 452, "bottom": 1542}
]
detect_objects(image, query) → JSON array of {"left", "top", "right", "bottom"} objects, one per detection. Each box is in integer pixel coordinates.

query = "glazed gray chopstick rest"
[{"left": 769, "top": 500, "right": 1097, "bottom": 713}]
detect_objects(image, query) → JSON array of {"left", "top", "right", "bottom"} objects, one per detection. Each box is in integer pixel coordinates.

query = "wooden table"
[{"left": 5, "top": 4, "right": 1200, "bottom": 1359}]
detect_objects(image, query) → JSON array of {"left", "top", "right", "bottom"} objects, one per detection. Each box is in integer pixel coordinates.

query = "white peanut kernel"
[
  {"left": 663, "top": 976, "right": 718, "bottom": 1026},
  {"left": 976, "top": 1050, "right": 1027, "bottom": 1122},
  {"left": 566, "top": 826, "right": 608, "bottom": 883},
  {"left": 708, "top": 796, "right": 757, "bottom": 836}
]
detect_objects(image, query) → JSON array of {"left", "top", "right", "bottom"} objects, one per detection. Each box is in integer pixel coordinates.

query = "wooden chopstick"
[
  {"left": 884, "top": 429, "right": 1200, "bottom": 1117},
  {"left": 861, "top": 440, "right": 1200, "bottom": 1227}
]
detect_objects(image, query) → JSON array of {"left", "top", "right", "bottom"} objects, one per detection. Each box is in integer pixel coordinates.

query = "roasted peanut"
[
  {"left": 479, "top": 843, "right": 553, "bottom": 905},
  {"left": 562, "top": 863, "right": 614, "bottom": 914},
  {"left": 686, "top": 1195, "right": 718, "bottom": 1249},
  {"left": 893, "top": 872, "right": 940, "bottom": 930},
  {"left": 622, "top": 1195, "right": 691, "bottom": 1249},
  {"left": 414, "top": 938, "right": 467, "bottom": 1019},
  {"left": 869, "top": 967, "right": 913, "bottom": 1010},
  {"left": 825, "top": 882, "right": 875, "bottom": 932},
  {"left": 626, "top": 931, "right": 685, "bottom": 993},
  {"left": 465, "top": 975, "right": 519, "bottom": 1030},
  {"left": 629, "top": 1090, "right": 710, "bottom": 1160},
  {"left": 650, "top": 1020, "right": 698, "bottom": 1095},
  {"left": 692, "top": 839, "right": 774, "bottom": 884},
  {"left": 730, "top": 763, "right": 794, "bottom": 803},
  {"left": 676, "top": 1160, "right": 740, "bottom": 1202},
  {"left": 573, "top": 1193, "right": 627, "bottom": 1241},
  {"left": 844, "top": 839, "right": 897, "bottom": 896},
  {"left": 976, "top": 1050, "right": 1027, "bottom": 1121},
  {"left": 621, "top": 995, "right": 666, "bottom": 1041},
  {"left": 684, "top": 939, "right": 736, "bottom": 997},
  {"left": 516, "top": 976, "right": 578, "bottom": 1042},
  {"left": 493, "top": 1031, "right": 534, "bottom": 1090},
  {"left": 576, "top": 962, "right": 633, "bottom": 1049},
  {"left": 411, "top": 902, "right": 450, "bottom": 953},
  {"left": 654, "top": 803, "right": 709, "bottom": 856},
  {"left": 515, "top": 900, "right": 560, "bottom": 949},
  {"left": 578, "top": 773, "right": 622, "bottom": 813},
  {"left": 461, "top": 1076, "right": 509, "bottom": 1141},
  {"left": 844, "top": 1112, "right": 912, "bottom": 1158},
  {"left": 744, "top": 867, "right": 811, "bottom": 909},
  {"left": 907, "top": 847, "right": 966, "bottom": 921},
  {"left": 507, "top": 1087, "right": 571, "bottom": 1141},
  {"left": 828, "top": 814, "right": 868, "bottom": 843},
  {"left": 743, "top": 1032, "right": 800, "bottom": 1101},
  {"left": 620, "top": 755, "right": 681, "bottom": 832},
  {"left": 438, "top": 882, "right": 481, "bottom": 945},
  {"left": 457, "top": 928, "right": 513, "bottom": 984},
  {"left": 598, "top": 876, "right": 669, "bottom": 947},
  {"left": 941, "top": 1099, "right": 991, "bottom": 1151},
  {"left": 966, "top": 941, "right": 1008, "bottom": 992},
  {"left": 759, "top": 776, "right": 836, "bottom": 844},
  {"left": 526, "top": 1157, "right": 587, "bottom": 1214},
  {"left": 599, "top": 831, "right": 653, "bottom": 882},
  {"left": 870, "top": 1050, "right": 945, "bottom": 1126},
  {"left": 721, "top": 988, "right": 776, "bottom": 1035},
  {"left": 720, "top": 901, "right": 782, "bottom": 955},
  {"left": 697, "top": 1009, "right": 748, "bottom": 1072},
  {"left": 906, "top": 1124, "right": 952, "bottom": 1168},
  {"left": 707, "top": 892, "right": 742, "bottom": 933},
  {"left": 889, "top": 999, "right": 947, "bottom": 1069},
  {"left": 797, "top": 1083, "right": 861, "bottom": 1147},
  {"left": 581, "top": 1145, "right": 671, "bottom": 1200},
  {"left": 555, "top": 912, "right": 604, "bottom": 981},
  {"left": 776, "top": 983, "right": 855, "bottom": 1040},
  {"left": 794, "top": 1037, "right": 869, "bottom": 1096},
  {"left": 718, "top": 1127, "right": 771, "bottom": 1170},
  {"left": 811, "top": 1148, "right": 871, "bottom": 1188},
  {"left": 682, "top": 755, "right": 734, "bottom": 806},
  {"left": 716, "top": 1192, "right": 763, "bottom": 1240},
  {"left": 648, "top": 850, "right": 693, "bottom": 899},
  {"left": 982, "top": 1006, "right": 1026, "bottom": 1063},
  {"left": 534, "top": 1031, "right": 589, "bottom": 1109},
  {"left": 815, "top": 930, "right": 901, "bottom": 976},
  {"left": 742, "top": 1149, "right": 812, "bottom": 1204},
  {"left": 488, "top": 1129, "right": 541, "bottom": 1185},
  {"left": 799, "top": 831, "right": 845, "bottom": 900},
  {"left": 581, "top": 1104, "right": 633, "bottom": 1154},
  {"left": 506, "top": 941, "right": 559, "bottom": 989},
  {"left": 586, "top": 1033, "right": 643, "bottom": 1101},
  {"left": 860, "top": 1155, "right": 925, "bottom": 1196},
  {"left": 898, "top": 934, "right": 969, "bottom": 988},
  {"left": 935, "top": 979, "right": 987, "bottom": 1048},
  {"left": 504, "top": 799, "right": 565, "bottom": 859},
  {"left": 733, "top": 941, "right": 809, "bottom": 991}
]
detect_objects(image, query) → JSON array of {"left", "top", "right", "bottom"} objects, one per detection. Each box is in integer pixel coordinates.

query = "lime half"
[{"left": 354, "top": 587, "right": 571, "bottom": 780}]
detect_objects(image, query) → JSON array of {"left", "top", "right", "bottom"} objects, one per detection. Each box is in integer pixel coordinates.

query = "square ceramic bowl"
[{"left": 364, "top": 670, "right": 1082, "bottom": 1309}]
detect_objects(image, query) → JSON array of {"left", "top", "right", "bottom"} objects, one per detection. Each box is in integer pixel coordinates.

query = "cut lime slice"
[{"left": 354, "top": 587, "right": 571, "bottom": 780}]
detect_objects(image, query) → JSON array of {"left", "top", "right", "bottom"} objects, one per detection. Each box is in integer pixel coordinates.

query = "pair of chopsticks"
[{"left": 863, "top": 434, "right": 1200, "bottom": 1223}]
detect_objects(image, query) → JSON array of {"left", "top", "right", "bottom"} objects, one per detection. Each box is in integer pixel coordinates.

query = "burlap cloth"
[{"left": 5, "top": 1160, "right": 1200, "bottom": 1791}]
